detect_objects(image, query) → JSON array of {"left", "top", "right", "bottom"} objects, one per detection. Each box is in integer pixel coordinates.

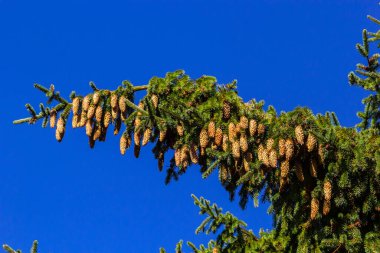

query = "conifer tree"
[{"left": 5, "top": 9, "right": 380, "bottom": 253}]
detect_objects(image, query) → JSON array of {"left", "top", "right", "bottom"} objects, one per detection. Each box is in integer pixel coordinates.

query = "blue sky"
[{"left": 0, "top": 0, "right": 376, "bottom": 252}]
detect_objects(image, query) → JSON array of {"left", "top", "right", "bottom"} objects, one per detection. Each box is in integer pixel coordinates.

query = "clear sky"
[{"left": 0, "top": 0, "right": 376, "bottom": 252}]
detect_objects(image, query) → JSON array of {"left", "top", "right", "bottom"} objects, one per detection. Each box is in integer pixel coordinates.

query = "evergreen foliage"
[{"left": 6, "top": 10, "right": 380, "bottom": 253}]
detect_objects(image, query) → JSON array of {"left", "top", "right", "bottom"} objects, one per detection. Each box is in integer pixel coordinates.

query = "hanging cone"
[
  {"left": 323, "top": 200, "right": 331, "bottom": 215},
  {"left": 120, "top": 134, "right": 128, "bottom": 155},
  {"left": 190, "top": 144, "right": 199, "bottom": 164},
  {"left": 257, "top": 123, "right": 265, "bottom": 135},
  {"left": 295, "top": 125, "right": 305, "bottom": 145},
  {"left": 280, "top": 160, "right": 289, "bottom": 178},
  {"left": 278, "top": 139, "right": 286, "bottom": 157},
  {"left": 228, "top": 122, "right": 236, "bottom": 142},
  {"left": 310, "top": 159, "right": 318, "bottom": 178},
  {"left": 285, "top": 139, "right": 294, "bottom": 160},
  {"left": 82, "top": 95, "right": 90, "bottom": 111},
  {"left": 199, "top": 129, "right": 209, "bottom": 148},
  {"left": 232, "top": 140, "right": 240, "bottom": 159},
  {"left": 306, "top": 133, "right": 317, "bottom": 152},
  {"left": 104, "top": 111, "right": 112, "bottom": 128},
  {"left": 323, "top": 180, "right": 332, "bottom": 201},
  {"left": 240, "top": 134, "right": 248, "bottom": 153},
  {"left": 181, "top": 146, "right": 189, "bottom": 166},
  {"left": 235, "top": 122, "right": 241, "bottom": 135},
  {"left": 110, "top": 93, "right": 118, "bottom": 109},
  {"left": 151, "top": 94, "right": 159, "bottom": 109},
  {"left": 79, "top": 111, "right": 87, "bottom": 127},
  {"left": 269, "top": 149, "right": 278, "bottom": 168},
  {"left": 86, "top": 120, "right": 93, "bottom": 136},
  {"left": 159, "top": 129, "right": 167, "bottom": 142},
  {"left": 92, "top": 91, "right": 100, "bottom": 105},
  {"left": 257, "top": 144, "right": 265, "bottom": 162},
  {"left": 214, "top": 128, "right": 223, "bottom": 146},
  {"left": 93, "top": 126, "right": 102, "bottom": 141},
  {"left": 119, "top": 96, "right": 127, "bottom": 113},
  {"left": 134, "top": 131, "right": 141, "bottom": 146},
  {"left": 240, "top": 116, "right": 248, "bottom": 129},
  {"left": 262, "top": 149, "right": 269, "bottom": 167},
  {"left": 222, "top": 134, "right": 229, "bottom": 151},
  {"left": 50, "top": 110, "right": 57, "bottom": 128},
  {"left": 208, "top": 121, "right": 216, "bottom": 138},
  {"left": 249, "top": 119, "right": 257, "bottom": 136},
  {"left": 55, "top": 128, "right": 63, "bottom": 142},
  {"left": 111, "top": 107, "right": 119, "bottom": 120},
  {"left": 95, "top": 105, "right": 103, "bottom": 123},
  {"left": 72, "top": 115, "right": 79, "bottom": 128},
  {"left": 142, "top": 128, "right": 152, "bottom": 146},
  {"left": 177, "top": 124, "right": 184, "bottom": 137},
  {"left": 219, "top": 164, "right": 228, "bottom": 183},
  {"left": 295, "top": 161, "right": 304, "bottom": 182},
  {"left": 174, "top": 148, "right": 182, "bottom": 167},
  {"left": 223, "top": 101, "right": 231, "bottom": 119},
  {"left": 57, "top": 117, "right": 65, "bottom": 134},
  {"left": 87, "top": 105, "right": 96, "bottom": 119},
  {"left": 311, "top": 198, "right": 319, "bottom": 220},
  {"left": 266, "top": 138, "right": 274, "bottom": 151},
  {"left": 72, "top": 97, "right": 80, "bottom": 115},
  {"left": 243, "top": 157, "right": 250, "bottom": 172}
]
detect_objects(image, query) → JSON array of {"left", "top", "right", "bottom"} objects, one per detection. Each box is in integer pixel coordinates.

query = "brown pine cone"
[
  {"left": 295, "top": 125, "right": 305, "bottom": 145},
  {"left": 280, "top": 160, "right": 289, "bottom": 178},
  {"left": 50, "top": 110, "right": 57, "bottom": 128},
  {"left": 177, "top": 124, "right": 184, "bottom": 137},
  {"left": 92, "top": 91, "right": 100, "bottom": 105},
  {"left": 269, "top": 149, "right": 278, "bottom": 168},
  {"left": 214, "top": 128, "right": 223, "bottom": 146},
  {"left": 249, "top": 119, "right": 257, "bottom": 136},
  {"left": 119, "top": 96, "right": 127, "bottom": 113},
  {"left": 72, "top": 97, "right": 80, "bottom": 115},
  {"left": 208, "top": 121, "right": 216, "bottom": 138},
  {"left": 190, "top": 144, "right": 199, "bottom": 164},
  {"left": 323, "top": 180, "right": 332, "bottom": 201},
  {"left": 82, "top": 95, "right": 90, "bottom": 111},
  {"left": 110, "top": 93, "right": 118, "bottom": 109},
  {"left": 87, "top": 105, "right": 96, "bottom": 119},
  {"left": 240, "top": 134, "right": 248, "bottom": 153},
  {"left": 199, "top": 129, "right": 209, "bottom": 148},
  {"left": 228, "top": 122, "right": 236, "bottom": 142},
  {"left": 310, "top": 159, "right": 318, "bottom": 178},
  {"left": 257, "top": 123, "right": 265, "bottom": 135},
  {"left": 232, "top": 140, "right": 240, "bottom": 159},
  {"left": 311, "top": 198, "right": 319, "bottom": 220},
  {"left": 266, "top": 138, "right": 275, "bottom": 151},
  {"left": 223, "top": 101, "right": 231, "bottom": 119},
  {"left": 306, "top": 133, "right": 317, "bottom": 152},
  {"left": 240, "top": 116, "right": 248, "bottom": 129},
  {"left": 151, "top": 94, "right": 159, "bottom": 109},
  {"left": 95, "top": 105, "right": 103, "bottom": 123},
  {"left": 142, "top": 128, "right": 152, "bottom": 146},
  {"left": 323, "top": 200, "right": 331, "bottom": 216},
  {"left": 285, "top": 138, "right": 294, "bottom": 160},
  {"left": 222, "top": 134, "right": 229, "bottom": 151},
  {"left": 278, "top": 139, "right": 286, "bottom": 157}
]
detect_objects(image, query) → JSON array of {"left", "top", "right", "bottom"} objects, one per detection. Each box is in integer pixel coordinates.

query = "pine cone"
[
  {"left": 269, "top": 149, "right": 278, "bottom": 168},
  {"left": 279, "top": 178, "right": 287, "bottom": 192},
  {"left": 280, "top": 160, "right": 289, "bottom": 178},
  {"left": 86, "top": 120, "right": 93, "bottom": 136},
  {"left": 142, "top": 128, "right": 152, "bottom": 146},
  {"left": 79, "top": 111, "right": 87, "bottom": 127},
  {"left": 295, "top": 125, "right": 305, "bottom": 145},
  {"left": 134, "top": 131, "right": 141, "bottom": 145},
  {"left": 110, "top": 93, "right": 118, "bottom": 109},
  {"left": 55, "top": 128, "right": 64, "bottom": 142},
  {"left": 50, "top": 110, "right": 57, "bottom": 128},
  {"left": 120, "top": 135, "right": 128, "bottom": 155},
  {"left": 223, "top": 101, "right": 231, "bottom": 119},
  {"left": 240, "top": 116, "right": 248, "bottom": 129},
  {"left": 262, "top": 149, "right": 269, "bottom": 167},
  {"left": 235, "top": 122, "right": 241, "bottom": 135},
  {"left": 87, "top": 105, "right": 96, "bottom": 119},
  {"left": 93, "top": 126, "right": 101, "bottom": 141},
  {"left": 72, "top": 115, "right": 79, "bottom": 128},
  {"left": 278, "top": 139, "right": 286, "bottom": 157},
  {"left": 228, "top": 122, "right": 236, "bottom": 142},
  {"left": 257, "top": 144, "right": 265, "bottom": 162},
  {"left": 57, "top": 117, "right": 65, "bottom": 134},
  {"left": 232, "top": 140, "right": 240, "bottom": 159},
  {"left": 208, "top": 121, "right": 216, "bottom": 138},
  {"left": 323, "top": 200, "right": 330, "bottom": 216},
  {"left": 243, "top": 157, "right": 250, "bottom": 172},
  {"left": 219, "top": 164, "right": 228, "bottom": 183},
  {"left": 295, "top": 161, "right": 304, "bottom": 182},
  {"left": 240, "top": 134, "right": 248, "bottom": 153},
  {"left": 323, "top": 180, "right": 332, "bottom": 201},
  {"left": 285, "top": 138, "right": 294, "bottom": 160},
  {"left": 151, "top": 94, "right": 159, "bottom": 109},
  {"left": 266, "top": 138, "right": 274, "bottom": 151},
  {"left": 177, "top": 124, "right": 184, "bottom": 137},
  {"left": 257, "top": 123, "right": 265, "bottom": 135},
  {"left": 119, "top": 96, "right": 127, "bottom": 113},
  {"left": 249, "top": 119, "right": 257, "bottom": 136},
  {"left": 95, "top": 105, "right": 103, "bottom": 123},
  {"left": 311, "top": 198, "right": 319, "bottom": 220},
  {"left": 111, "top": 107, "right": 119, "bottom": 120},
  {"left": 82, "top": 95, "right": 90, "bottom": 111},
  {"left": 93, "top": 91, "right": 100, "bottom": 105},
  {"left": 72, "top": 97, "right": 80, "bottom": 115},
  {"left": 215, "top": 128, "right": 223, "bottom": 146},
  {"left": 310, "top": 159, "right": 318, "bottom": 178},
  {"left": 199, "top": 129, "right": 209, "bottom": 148},
  {"left": 306, "top": 133, "right": 317, "bottom": 152},
  {"left": 222, "top": 134, "right": 229, "bottom": 151},
  {"left": 181, "top": 146, "right": 189, "bottom": 166},
  {"left": 174, "top": 148, "right": 182, "bottom": 167},
  {"left": 104, "top": 111, "right": 112, "bottom": 128},
  {"left": 190, "top": 144, "right": 199, "bottom": 164}
]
